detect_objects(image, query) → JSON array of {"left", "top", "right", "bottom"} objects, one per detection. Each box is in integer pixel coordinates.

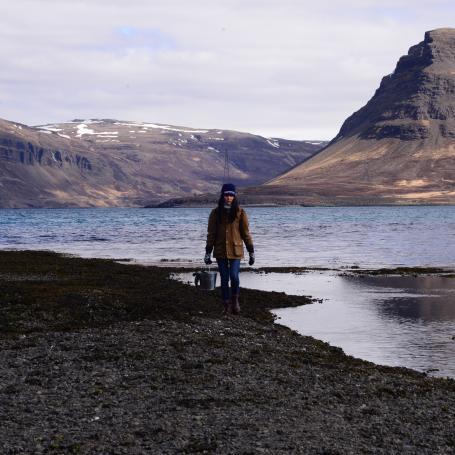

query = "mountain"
[
  {"left": 242, "top": 28, "right": 455, "bottom": 205},
  {"left": 0, "top": 118, "right": 326, "bottom": 208},
  {"left": 0, "top": 119, "right": 100, "bottom": 208}
]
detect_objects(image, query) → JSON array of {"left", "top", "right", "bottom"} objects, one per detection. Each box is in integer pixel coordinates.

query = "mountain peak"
[
  {"left": 394, "top": 28, "right": 455, "bottom": 73},
  {"left": 333, "top": 28, "right": 455, "bottom": 143},
  {"left": 426, "top": 27, "right": 455, "bottom": 44},
  {"left": 242, "top": 29, "right": 455, "bottom": 206}
]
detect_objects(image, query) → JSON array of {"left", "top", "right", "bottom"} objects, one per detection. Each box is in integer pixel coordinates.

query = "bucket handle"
[{"left": 193, "top": 272, "right": 201, "bottom": 288}]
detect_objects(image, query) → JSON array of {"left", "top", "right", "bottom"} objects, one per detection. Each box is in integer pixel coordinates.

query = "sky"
[{"left": 1, "top": 0, "right": 455, "bottom": 140}]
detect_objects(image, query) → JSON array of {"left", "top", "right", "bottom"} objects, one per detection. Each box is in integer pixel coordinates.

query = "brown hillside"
[
  {"left": 0, "top": 118, "right": 324, "bottom": 208},
  {"left": 245, "top": 28, "right": 455, "bottom": 205}
]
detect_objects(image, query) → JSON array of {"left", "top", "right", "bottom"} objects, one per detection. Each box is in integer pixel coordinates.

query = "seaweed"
[{"left": 0, "top": 250, "right": 313, "bottom": 335}]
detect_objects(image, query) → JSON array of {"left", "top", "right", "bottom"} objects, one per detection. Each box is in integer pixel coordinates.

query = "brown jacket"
[{"left": 206, "top": 207, "right": 254, "bottom": 259}]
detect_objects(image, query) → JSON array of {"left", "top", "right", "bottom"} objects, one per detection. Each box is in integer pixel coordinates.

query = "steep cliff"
[
  {"left": 243, "top": 28, "right": 455, "bottom": 205},
  {"left": 0, "top": 119, "right": 103, "bottom": 207}
]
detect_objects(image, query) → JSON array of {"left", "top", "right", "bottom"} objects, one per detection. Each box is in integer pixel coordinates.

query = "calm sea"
[{"left": 1, "top": 206, "right": 455, "bottom": 268}]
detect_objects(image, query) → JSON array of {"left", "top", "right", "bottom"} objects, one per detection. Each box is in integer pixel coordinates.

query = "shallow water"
[{"left": 177, "top": 271, "right": 455, "bottom": 378}]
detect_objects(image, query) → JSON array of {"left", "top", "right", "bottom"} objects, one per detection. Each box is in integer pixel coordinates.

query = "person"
[{"left": 204, "top": 183, "right": 255, "bottom": 315}]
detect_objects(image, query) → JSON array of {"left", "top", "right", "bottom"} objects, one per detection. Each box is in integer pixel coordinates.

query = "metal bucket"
[{"left": 193, "top": 270, "right": 217, "bottom": 291}]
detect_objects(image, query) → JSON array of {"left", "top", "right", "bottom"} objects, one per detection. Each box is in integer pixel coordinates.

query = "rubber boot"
[
  {"left": 223, "top": 300, "right": 232, "bottom": 315},
  {"left": 231, "top": 295, "right": 240, "bottom": 315}
]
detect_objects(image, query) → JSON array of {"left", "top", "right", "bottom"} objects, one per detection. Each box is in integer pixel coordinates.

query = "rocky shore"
[{"left": 1, "top": 251, "right": 454, "bottom": 454}]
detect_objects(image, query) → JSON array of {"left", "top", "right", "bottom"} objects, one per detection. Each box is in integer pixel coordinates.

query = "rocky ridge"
[{"left": 336, "top": 28, "right": 455, "bottom": 142}]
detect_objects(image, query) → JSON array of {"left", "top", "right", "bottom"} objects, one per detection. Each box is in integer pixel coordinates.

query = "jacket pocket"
[{"left": 234, "top": 243, "right": 243, "bottom": 256}]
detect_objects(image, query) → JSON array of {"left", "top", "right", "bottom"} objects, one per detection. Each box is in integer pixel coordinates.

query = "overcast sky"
[{"left": 1, "top": 0, "right": 454, "bottom": 140}]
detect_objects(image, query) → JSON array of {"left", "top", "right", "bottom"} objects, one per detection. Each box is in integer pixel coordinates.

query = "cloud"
[{"left": 0, "top": 0, "right": 453, "bottom": 139}]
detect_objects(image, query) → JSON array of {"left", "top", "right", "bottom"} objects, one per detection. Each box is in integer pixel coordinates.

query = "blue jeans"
[{"left": 217, "top": 259, "right": 241, "bottom": 301}]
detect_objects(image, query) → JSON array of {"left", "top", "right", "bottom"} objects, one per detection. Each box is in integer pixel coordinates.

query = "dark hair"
[{"left": 217, "top": 195, "right": 239, "bottom": 224}]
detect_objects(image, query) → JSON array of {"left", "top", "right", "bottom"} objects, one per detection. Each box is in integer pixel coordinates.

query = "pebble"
[{"left": 0, "top": 316, "right": 454, "bottom": 453}]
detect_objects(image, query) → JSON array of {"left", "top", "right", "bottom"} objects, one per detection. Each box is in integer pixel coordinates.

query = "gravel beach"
[{"left": 0, "top": 251, "right": 454, "bottom": 454}]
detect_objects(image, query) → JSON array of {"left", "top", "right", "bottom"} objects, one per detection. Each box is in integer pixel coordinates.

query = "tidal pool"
[{"left": 177, "top": 270, "right": 455, "bottom": 378}]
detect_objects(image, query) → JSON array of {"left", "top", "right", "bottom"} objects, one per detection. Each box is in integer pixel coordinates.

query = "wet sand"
[{"left": 0, "top": 251, "right": 454, "bottom": 454}]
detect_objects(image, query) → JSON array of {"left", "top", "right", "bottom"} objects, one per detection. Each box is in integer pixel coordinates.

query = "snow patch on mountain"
[
  {"left": 113, "top": 121, "right": 209, "bottom": 134},
  {"left": 37, "top": 126, "right": 62, "bottom": 132},
  {"left": 267, "top": 138, "right": 280, "bottom": 148}
]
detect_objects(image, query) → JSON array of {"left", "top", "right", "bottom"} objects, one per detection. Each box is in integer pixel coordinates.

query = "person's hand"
[
  {"left": 204, "top": 253, "right": 212, "bottom": 265},
  {"left": 249, "top": 253, "right": 255, "bottom": 266}
]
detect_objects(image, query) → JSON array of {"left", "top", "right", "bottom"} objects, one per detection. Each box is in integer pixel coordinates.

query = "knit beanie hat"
[{"left": 221, "top": 183, "right": 236, "bottom": 195}]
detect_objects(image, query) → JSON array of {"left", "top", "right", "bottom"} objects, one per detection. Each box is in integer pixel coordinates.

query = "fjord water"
[
  {"left": 1, "top": 206, "right": 455, "bottom": 377},
  {"left": 1, "top": 206, "right": 455, "bottom": 268}
]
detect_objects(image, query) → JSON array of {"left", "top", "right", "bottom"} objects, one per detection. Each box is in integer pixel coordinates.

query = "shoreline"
[
  {"left": 2, "top": 203, "right": 455, "bottom": 209},
  {"left": 1, "top": 250, "right": 454, "bottom": 453},
  {"left": 4, "top": 247, "right": 455, "bottom": 274}
]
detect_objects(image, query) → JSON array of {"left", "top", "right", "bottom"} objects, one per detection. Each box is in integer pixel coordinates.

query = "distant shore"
[
  {"left": 0, "top": 250, "right": 454, "bottom": 453},
  {"left": 146, "top": 197, "right": 455, "bottom": 209}
]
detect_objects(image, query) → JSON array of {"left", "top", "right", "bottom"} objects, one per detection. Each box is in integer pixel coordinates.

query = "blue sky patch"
[{"left": 115, "top": 26, "right": 177, "bottom": 52}]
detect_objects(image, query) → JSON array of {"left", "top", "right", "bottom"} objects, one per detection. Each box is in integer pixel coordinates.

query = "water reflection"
[
  {"left": 379, "top": 296, "right": 455, "bottom": 322},
  {"left": 344, "top": 275, "right": 455, "bottom": 322},
  {"left": 176, "top": 271, "right": 455, "bottom": 379}
]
